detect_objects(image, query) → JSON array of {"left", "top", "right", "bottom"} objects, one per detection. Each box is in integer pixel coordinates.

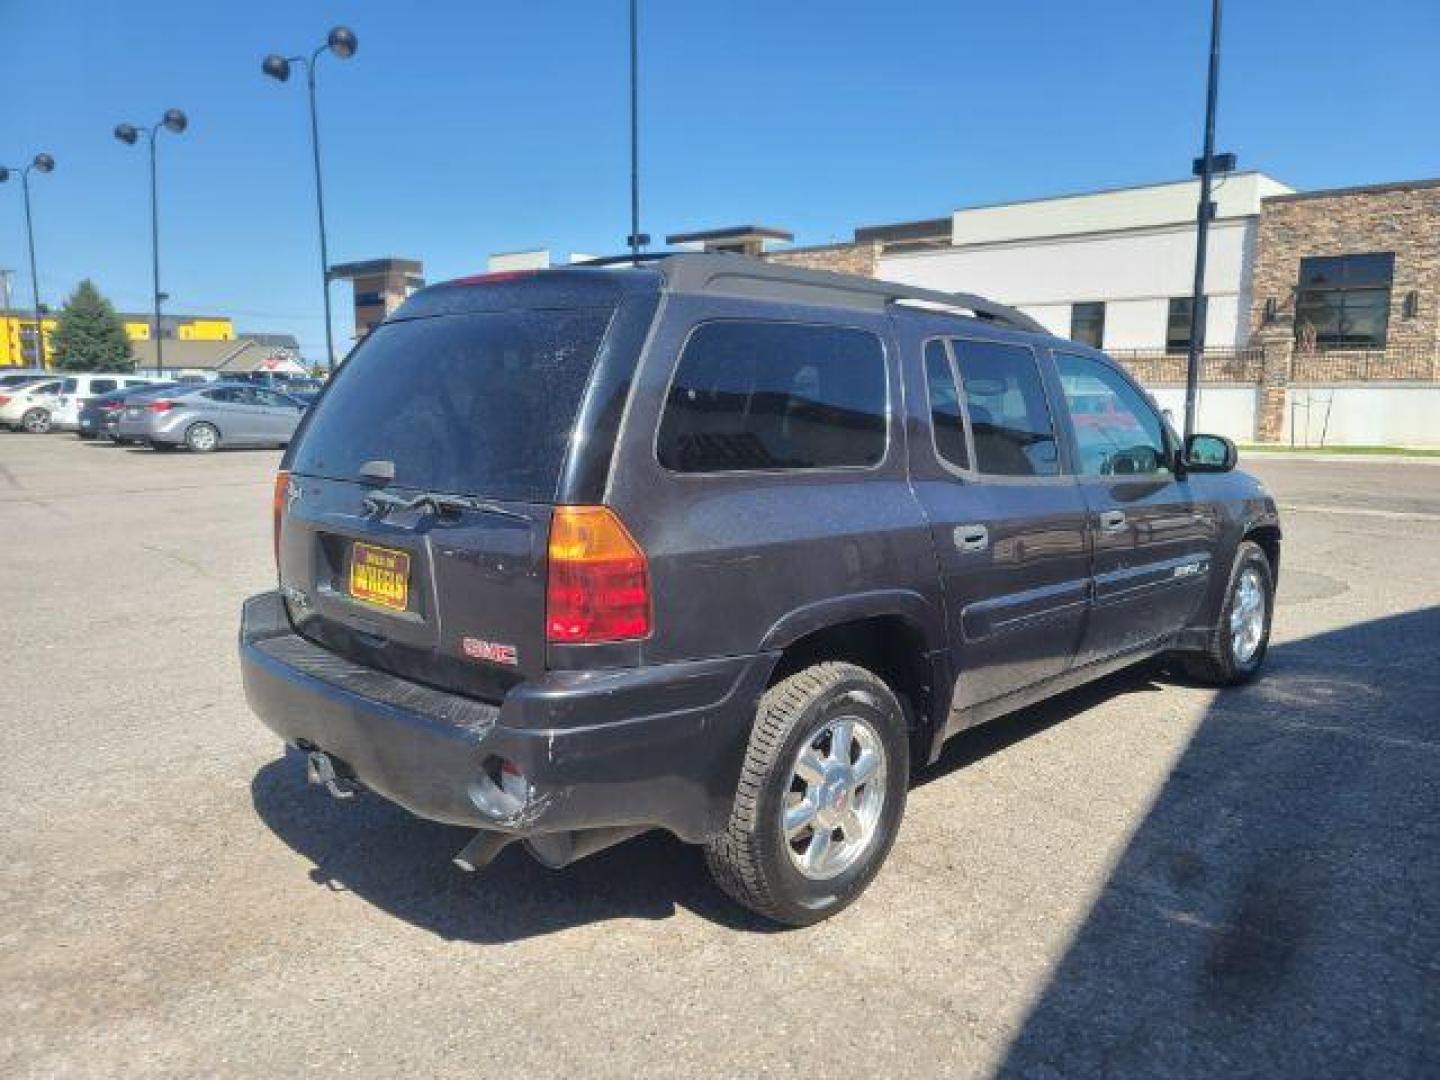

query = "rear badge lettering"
[
  {"left": 463, "top": 637, "right": 519, "bottom": 666},
  {"left": 1173, "top": 560, "right": 1206, "bottom": 579}
]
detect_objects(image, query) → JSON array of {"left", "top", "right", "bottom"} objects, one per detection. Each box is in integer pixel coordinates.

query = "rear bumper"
[{"left": 240, "top": 590, "right": 774, "bottom": 843}]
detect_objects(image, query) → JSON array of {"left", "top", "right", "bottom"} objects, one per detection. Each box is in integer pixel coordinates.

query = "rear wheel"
[
  {"left": 21, "top": 408, "right": 52, "bottom": 434},
  {"left": 185, "top": 422, "right": 219, "bottom": 453},
  {"left": 705, "top": 662, "right": 909, "bottom": 926},
  {"left": 1179, "top": 540, "right": 1274, "bottom": 685}
]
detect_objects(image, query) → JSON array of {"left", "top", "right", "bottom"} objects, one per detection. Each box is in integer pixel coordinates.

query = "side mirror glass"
[{"left": 1183, "top": 433, "right": 1237, "bottom": 473}]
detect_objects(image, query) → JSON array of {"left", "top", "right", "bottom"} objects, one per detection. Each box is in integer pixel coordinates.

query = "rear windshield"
[{"left": 291, "top": 307, "right": 614, "bottom": 501}]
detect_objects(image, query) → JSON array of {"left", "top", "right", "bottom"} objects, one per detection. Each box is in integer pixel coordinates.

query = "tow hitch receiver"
[{"left": 306, "top": 750, "right": 359, "bottom": 799}]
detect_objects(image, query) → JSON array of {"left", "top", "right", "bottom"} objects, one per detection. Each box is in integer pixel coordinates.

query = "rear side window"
[
  {"left": 657, "top": 320, "right": 886, "bottom": 473},
  {"left": 924, "top": 339, "right": 970, "bottom": 470},
  {"left": 292, "top": 308, "right": 614, "bottom": 501},
  {"left": 90, "top": 379, "right": 119, "bottom": 395},
  {"left": 951, "top": 340, "right": 1060, "bottom": 477}
]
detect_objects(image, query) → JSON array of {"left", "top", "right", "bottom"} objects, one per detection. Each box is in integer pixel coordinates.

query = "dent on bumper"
[{"left": 240, "top": 591, "right": 773, "bottom": 842}]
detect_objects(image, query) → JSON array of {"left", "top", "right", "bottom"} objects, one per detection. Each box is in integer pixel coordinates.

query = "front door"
[
  {"left": 903, "top": 327, "right": 1091, "bottom": 716},
  {"left": 1051, "top": 350, "right": 1217, "bottom": 665}
]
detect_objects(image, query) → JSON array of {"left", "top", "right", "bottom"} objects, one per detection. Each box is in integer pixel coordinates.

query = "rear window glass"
[
  {"left": 657, "top": 320, "right": 887, "bottom": 473},
  {"left": 952, "top": 340, "right": 1060, "bottom": 477},
  {"left": 292, "top": 308, "right": 613, "bottom": 501}
]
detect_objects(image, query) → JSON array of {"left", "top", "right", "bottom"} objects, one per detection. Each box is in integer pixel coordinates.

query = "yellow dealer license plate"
[{"left": 349, "top": 542, "right": 411, "bottom": 611}]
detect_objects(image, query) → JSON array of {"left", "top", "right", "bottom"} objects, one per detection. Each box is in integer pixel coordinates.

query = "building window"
[
  {"left": 1166, "top": 297, "right": 1196, "bottom": 354},
  {"left": 1070, "top": 302, "right": 1105, "bottom": 348},
  {"left": 1294, "top": 252, "right": 1394, "bottom": 348}
]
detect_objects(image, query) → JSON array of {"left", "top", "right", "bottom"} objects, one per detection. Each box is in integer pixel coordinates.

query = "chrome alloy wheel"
[
  {"left": 1230, "top": 566, "right": 1266, "bottom": 664},
  {"left": 782, "top": 715, "right": 887, "bottom": 881}
]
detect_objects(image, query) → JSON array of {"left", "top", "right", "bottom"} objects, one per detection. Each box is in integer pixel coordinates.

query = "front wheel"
[
  {"left": 185, "top": 422, "right": 220, "bottom": 453},
  {"left": 1179, "top": 540, "right": 1274, "bottom": 685},
  {"left": 22, "top": 408, "right": 52, "bottom": 434},
  {"left": 705, "top": 662, "right": 909, "bottom": 926}
]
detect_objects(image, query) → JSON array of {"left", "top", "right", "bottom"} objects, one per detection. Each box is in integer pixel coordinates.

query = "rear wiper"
[{"left": 361, "top": 489, "right": 529, "bottom": 522}]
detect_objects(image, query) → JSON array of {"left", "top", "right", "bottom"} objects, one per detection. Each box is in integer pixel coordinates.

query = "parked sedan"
[
  {"left": 0, "top": 378, "right": 63, "bottom": 432},
  {"left": 78, "top": 383, "right": 179, "bottom": 440},
  {"left": 115, "top": 382, "right": 307, "bottom": 452}
]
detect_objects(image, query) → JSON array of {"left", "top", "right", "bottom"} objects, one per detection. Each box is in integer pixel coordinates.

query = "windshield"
[{"left": 290, "top": 307, "right": 614, "bottom": 502}]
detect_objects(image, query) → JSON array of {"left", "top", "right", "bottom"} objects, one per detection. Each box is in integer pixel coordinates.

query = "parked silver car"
[{"left": 115, "top": 382, "right": 307, "bottom": 452}]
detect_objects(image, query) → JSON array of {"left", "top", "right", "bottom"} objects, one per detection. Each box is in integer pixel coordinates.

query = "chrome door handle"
[
  {"left": 1099, "top": 510, "right": 1128, "bottom": 533},
  {"left": 954, "top": 524, "right": 989, "bottom": 552}
]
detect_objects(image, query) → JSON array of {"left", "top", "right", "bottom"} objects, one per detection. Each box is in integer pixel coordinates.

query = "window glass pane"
[
  {"left": 1298, "top": 255, "right": 1344, "bottom": 288},
  {"left": 924, "top": 339, "right": 969, "bottom": 470},
  {"left": 1070, "top": 302, "right": 1105, "bottom": 348},
  {"left": 1340, "top": 252, "right": 1394, "bottom": 288},
  {"left": 1165, "top": 297, "right": 1193, "bottom": 354},
  {"left": 61, "top": 378, "right": 78, "bottom": 394},
  {"left": 1055, "top": 353, "right": 1169, "bottom": 477},
  {"left": 657, "top": 321, "right": 887, "bottom": 473},
  {"left": 1338, "top": 289, "right": 1390, "bottom": 346},
  {"left": 90, "top": 379, "right": 118, "bottom": 395},
  {"left": 952, "top": 340, "right": 1059, "bottom": 477}
]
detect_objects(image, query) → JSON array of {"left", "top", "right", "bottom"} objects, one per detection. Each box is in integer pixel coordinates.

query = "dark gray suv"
[{"left": 240, "top": 254, "right": 1280, "bottom": 925}]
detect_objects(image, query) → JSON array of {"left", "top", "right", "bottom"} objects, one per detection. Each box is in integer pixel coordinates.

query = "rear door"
[
  {"left": 278, "top": 303, "right": 619, "bottom": 699},
  {"left": 1050, "top": 349, "right": 1216, "bottom": 663},
  {"left": 903, "top": 326, "right": 1091, "bottom": 713},
  {"left": 252, "top": 388, "right": 304, "bottom": 443}
]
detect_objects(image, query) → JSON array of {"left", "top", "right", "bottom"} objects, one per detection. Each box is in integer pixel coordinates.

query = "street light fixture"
[
  {"left": 262, "top": 25, "right": 359, "bottom": 373},
  {"left": 114, "top": 109, "right": 189, "bottom": 377},
  {"left": 0, "top": 152, "right": 58, "bottom": 368}
]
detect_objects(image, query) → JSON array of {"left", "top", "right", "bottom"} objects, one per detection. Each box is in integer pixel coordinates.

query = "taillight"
[
  {"left": 147, "top": 399, "right": 176, "bottom": 413},
  {"left": 100, "top": 400, "right": 123, "bottom": 412},
  {"left": 0, "top": 395, "right": 10, "bottom": 408},
  {"left": 272, "top": 470, "right": 289, "bottom": 567},
  {"left": 545, "top": 506, "right": 651, "bottom": 644}
]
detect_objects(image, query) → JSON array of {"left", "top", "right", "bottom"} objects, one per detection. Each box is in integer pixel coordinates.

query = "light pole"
[
  {"left": 0, "top": 153, "right": 57, "bottom": 368},
  {"left": 628, "top": 0, "right": 644, "bottom": 259},
  {"left": 115, "top": 110, "right": 189, "bottom": 377},
  {"left": 262, "top": 26, "right": 358, "bottom": 374}
]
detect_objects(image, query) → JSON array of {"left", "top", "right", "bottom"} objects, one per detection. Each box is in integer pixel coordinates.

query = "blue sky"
[{"left": 3, "top": 0, "right": 1438, "bottom": 361}]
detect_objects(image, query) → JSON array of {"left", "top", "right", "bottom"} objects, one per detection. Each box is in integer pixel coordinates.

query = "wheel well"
[
  {"left": 1245, "top": 524, "right": 1281, "bottom": 580},
  {"left": 769, "top": 616, "right": 939, "bottom": 759}
]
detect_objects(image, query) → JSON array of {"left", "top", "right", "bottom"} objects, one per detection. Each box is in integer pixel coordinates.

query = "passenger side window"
[
  {"left": 924, "top": 339, "right": 970, "bottom": 470},
  {"left": 951, "top": 340, "right": 1060, "bottom": 477},
  {"left": 203, "top": 388, "right": 240, "bottom": 404},
  {"left": 90, "top": 379, "right": 119, "bottom": 395},
  {"left": 1054, "top": 352, "right": 1170, "bottom": 477},
  {"left": 657, "top": 320, "right": 887, "bottom": 472}
]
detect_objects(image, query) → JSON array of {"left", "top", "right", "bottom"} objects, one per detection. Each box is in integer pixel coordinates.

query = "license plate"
[{"left": 349, "top": 542, "right": 411, "bottom": 611}]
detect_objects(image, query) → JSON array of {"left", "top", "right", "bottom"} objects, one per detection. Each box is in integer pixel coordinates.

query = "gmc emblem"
[{"left": 462, "top": 637, "right": 518, "bottom": 666}]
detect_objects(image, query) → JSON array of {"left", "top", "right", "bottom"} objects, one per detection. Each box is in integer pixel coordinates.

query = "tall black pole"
[
  {"left": 21, "top": 170, "right": 43, "bottom": 368},
  {"left": 1184, "top": 0, "right": 1223, "bottom": 442},
  {"left": 306, "top": 55, "right": 336, "bottom": 373},
  {"left": 149, "top": 130, "right": 165, "bottom": 377},
  {"left": 629, "top": 0, "right": 640, "bottom": 259}
]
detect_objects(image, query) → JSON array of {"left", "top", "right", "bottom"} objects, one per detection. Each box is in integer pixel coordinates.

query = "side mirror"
[{"left": 1183, "top": 433, "right": 1237, "bottom": 473}]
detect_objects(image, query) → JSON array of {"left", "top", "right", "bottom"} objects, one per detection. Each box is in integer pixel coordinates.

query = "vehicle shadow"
[{"left": 996, "top": 605, "right": 1440, "bottom": 1078}]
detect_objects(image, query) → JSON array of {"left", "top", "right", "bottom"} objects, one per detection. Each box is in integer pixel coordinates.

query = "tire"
[
  {"left": 21, "top": 408, "right": 52, "bottom": 434},
  {"left": 705, "top": 662, "right": 909, "bottom": 927},
  {"left": 185, "top": 422, "right": 220, "bottom": 453},
  {"left": 1179, "top": 540, "right": 1274, "bottom": 686}
]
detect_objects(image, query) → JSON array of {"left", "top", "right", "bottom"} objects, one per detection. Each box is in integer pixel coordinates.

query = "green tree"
[{"left": 50, "top": 280, "right": 135, "bottom": 372}]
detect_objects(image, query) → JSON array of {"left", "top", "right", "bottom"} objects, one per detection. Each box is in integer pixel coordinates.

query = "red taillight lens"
[
  {"left": 545, "top": 506, "right": 651, "bottom": 644},
  {"left": 0, "top": 395, "right": 10, "bottom": 408},
  {"left": 100, "top": 400, "right": 123, "bottom": 412},
  {"left": 272, "top": 470, "right": 289, "bottom": 567},
  {"left": 147, "top": 399, "right": 176, "bottom": 413}
]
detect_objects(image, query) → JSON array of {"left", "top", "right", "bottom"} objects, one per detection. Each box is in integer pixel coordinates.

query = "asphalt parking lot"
[{"left": 2, "top": 435, "right": 1437, "bottom": 1078}]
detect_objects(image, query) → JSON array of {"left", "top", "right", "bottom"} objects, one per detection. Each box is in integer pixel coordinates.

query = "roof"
[
  {"left": 853, "top": 217, "right": 952, "bottom": 244},
  {"left": 128, "top": 338, "right": 302, "bottom": 372},
  {"left": 1262, "top": 177, "right": 1440, "bottom": 204},
  {"left": 665, "top": 225, "right": 795, "bottom": 245},
  {"left": 328, "top": 257, "right": 425, "bottom": 278}
]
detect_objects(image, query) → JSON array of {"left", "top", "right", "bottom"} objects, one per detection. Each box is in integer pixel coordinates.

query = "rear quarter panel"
[{"left": 603, "top": 293, "right": 945, "bottom": 667}]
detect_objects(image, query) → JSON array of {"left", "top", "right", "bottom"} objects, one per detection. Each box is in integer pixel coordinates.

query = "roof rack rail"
[{"left": 570, "top": 252, "right": 678, "bottom": 268}]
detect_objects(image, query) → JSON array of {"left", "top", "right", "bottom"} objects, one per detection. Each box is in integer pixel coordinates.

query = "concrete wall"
[
  {"left": 1282, "top": 385, "right": 1440, "bottom": 447},
  {"left": 877, "top": 218, "right": 1255, "bottom": 349},
  {"left": 1147, "top": 386, "right": 1258, "bottom": 443}
]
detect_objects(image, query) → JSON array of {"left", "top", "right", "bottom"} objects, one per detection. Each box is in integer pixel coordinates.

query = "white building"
[{"left": 875, "top": 173, "right": 1294, "bottom": 353}]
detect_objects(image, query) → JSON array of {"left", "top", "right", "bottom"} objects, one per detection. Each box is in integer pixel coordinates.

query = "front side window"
[
  {"left": 951, "top": 340, "right": 1060, "bottom": 477},
  {"left": 924, "top": 339, "right": 970, "bottom": 470},
  {"left": 657, "top": 320, "right": 887, "bottom": 473},
  {"left": 61, "top": 378, "right": 78, "bottom": 394},
  {"left": 1055, "top": 352, "right": 1169, "bottom": 477},
  {"left": 1070, "top": 302, "right": 1106, "bottom": 348},
  {"left": 1295, "top": 252, "right": 1394, "bottom": 348}
]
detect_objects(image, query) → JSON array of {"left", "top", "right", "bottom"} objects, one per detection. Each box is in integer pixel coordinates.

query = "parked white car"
[
  {"left": 0, "top": 378, "right": 63, "bottom": 432},
  {"left": 51, "top": 373, "right": 166, "bottom": 432}
]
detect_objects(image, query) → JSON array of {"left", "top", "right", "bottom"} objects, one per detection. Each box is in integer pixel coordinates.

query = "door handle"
[
  {"left": 1099, "top": 510, "right": 1128, "bottom": 533},
  {"left": 954, "top": 524, "right": 989, "bottom": 552}
]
